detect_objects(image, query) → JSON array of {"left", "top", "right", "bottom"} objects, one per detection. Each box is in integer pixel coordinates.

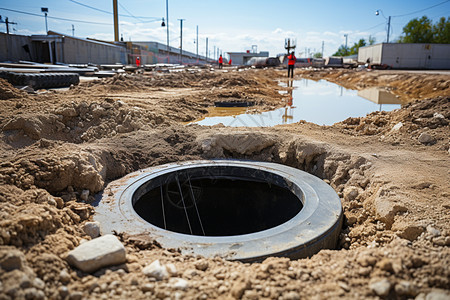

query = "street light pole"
[
  {"left": 376, "top": 10, "right": 391, "bottom": 43},
  {"left": 41, "top": 7, "right": 48, "bottom": 33},
  {"left": 344, "top": 34, "right": 348, "bottom": 55},
  {"left": 178, "top": 19, "right": 185, "bottom": 64},
  {"left": 166, "top": 0, "right": 169, "bottom": 55},
  {"left": 196, "top": 25, "right": 199, "bottom": 62}
]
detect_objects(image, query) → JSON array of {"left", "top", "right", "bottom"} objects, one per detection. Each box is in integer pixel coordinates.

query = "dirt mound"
[
  {"left": 2, "top": 98, "right": 168, "bottom": 144},
  {"left": 0, "top": 78, "right": 28, "bottom": 100},
  {"left": 336, "top": 97, "right": 449, "bottom": 149}
]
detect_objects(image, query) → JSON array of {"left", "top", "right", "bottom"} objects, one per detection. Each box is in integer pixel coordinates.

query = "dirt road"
[{"left": 0, "top": 67, "right": 449, "bottom": 299}]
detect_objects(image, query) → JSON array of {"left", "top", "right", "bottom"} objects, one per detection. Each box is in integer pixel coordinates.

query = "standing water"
[{"left": 192, "top": 79, "right": 403, "bottom": 127}]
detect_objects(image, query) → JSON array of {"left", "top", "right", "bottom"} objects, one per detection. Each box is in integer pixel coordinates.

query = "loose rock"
[{"left": 66, "top": 234, "right": 126, "bottom": 273}]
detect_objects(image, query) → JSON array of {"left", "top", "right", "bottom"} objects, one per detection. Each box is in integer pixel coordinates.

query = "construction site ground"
[{"left": 0, "top": 67, "right": 449, "bottom": 299}]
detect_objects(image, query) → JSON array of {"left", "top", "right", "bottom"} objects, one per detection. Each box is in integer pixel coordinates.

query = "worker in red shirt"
[
  {"left": 228, "top": 58, "right": 232, "bottom": 65},
  {"left": 287, "top": 52, "right": 296, "bottom": 78},
  {"left": 136, "top": 56, "right": 141, "bottom": 68},
  {"left": 218, "top": 55, "right": 223, "bottom": 69}
]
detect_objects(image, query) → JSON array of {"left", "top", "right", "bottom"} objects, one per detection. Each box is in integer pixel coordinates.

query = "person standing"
[
  {"left": 228, "top": 58, "right": 232, "bottom": 65},
  {"left": 218, "top": 55, "right": 223, "bottom": 69},
  {"left": 135, "top": 56, "right": 141, "bottom": 68},
  {"left": 287, "top": 52, "right": 296, "bottom": 78}
]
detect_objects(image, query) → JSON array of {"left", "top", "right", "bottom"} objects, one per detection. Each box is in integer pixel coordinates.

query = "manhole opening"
[{"left": 132, "top": 166, "right": 303, "bottom": 236}]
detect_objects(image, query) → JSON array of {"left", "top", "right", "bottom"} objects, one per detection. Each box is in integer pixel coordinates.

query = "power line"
[
  {"left": 393, "top": 0, "right": 450, "bottom": 18},
  {"left": 119, "top": 3, "right": 144, "bottom": 22},
  {"left": 0, "top": 7, "right": 111, "bottom": 25},
  {"left": 359, "top": 21, "right": 386, "bottom": 32},
  {"left": 68, "top": 0, "right": 158, "bottom": 20}
]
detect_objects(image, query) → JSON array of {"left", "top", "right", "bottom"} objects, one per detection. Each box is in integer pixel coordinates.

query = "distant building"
[
  {"left": 358, "top": 43, "right": 450, "bottom": 69},
  {"left": 0, "top": 32, "right": 211, "bottom": 65},
  {"left": 227, "top": 50, "right": 269, "bottom": 66}
]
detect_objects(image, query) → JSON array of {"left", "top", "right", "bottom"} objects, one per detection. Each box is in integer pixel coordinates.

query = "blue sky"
[{"left": 1, "top": 0, "right": 449, "bottom": 58}]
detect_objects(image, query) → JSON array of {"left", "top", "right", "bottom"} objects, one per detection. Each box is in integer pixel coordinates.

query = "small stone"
[
  {"left": 343, "top": 186, "right": 360, "bottom": 201},
  {"left": 433, "top": 236, "right": 446, "bottom": 246},
  {"left": 59, "top": 269, "right": 71, "bottom": 284},
  {"left": 69, "top": 291, "right": 83, "bottom": 300},
  {"left": 194, "top": 260, "right": 209, "bottom": 271},
  {"left": 418, "top": 133, "right": 436, "bottom": 145},
  {"left": 427, "top": 226, "right": 441, "bottom": 237},
  {"left": 0, "top": 250, "right": 24, "bottom": 271},
  {"left": 169, "top": 278, "right": 189, "bottom": 290},
  {"left": 391, "top": 122, "right": 403, "bottom": 132},
  {"left": 244, "top": 290, "right": 260, "bottom": 300},
  {"left": 25, "top": 288, "right": 45, "bottom": 300},
  {"left": 433, "top": 113, "right": 444, "bottom": 119},
  {"left": 80, "top": 190, "right": 90, "bottom": 201},
  {"left": 66, "top": 234, "right": 126, "bottom": 273},
  {"left": 424, "top": 290, "right": 450, "bottom": 300},
  {"left": 141, "top": 283, "right": 155, "bottom": 292},
  {"left": 58, "top": 286, "right": 69, "bottom": 298},
  {"left": 282, "top": 291, "right": 300, "bottom": 300},
  {"left": 166, "top": 263, "right": 177, "bottom": 276},
  {"left": 19, "top": 273, "right": 31, "bottom": 288},
  {"left": 33, "top": 278, "right": 45, "bottom": 290},
  {"left": 445, "top": 236, "right": 450, "bottom": 246},
  {"left": 394, "top": 280, "right": 417, "bottom": 297},
  {"left": 369, "top": 278, "right": 392, "bottom": 297},
  {"left": 83, "top": 222, "right": 101, "bottom": 238},
  {"left": 231, "top": 279, "right": 251, "bottom": 299},
  {"left": 142, "top": 260, "right": 169, "bottom": 280}
]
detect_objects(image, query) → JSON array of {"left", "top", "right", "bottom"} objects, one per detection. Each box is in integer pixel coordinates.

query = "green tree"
[
  {"left": 433, "top": 17, "right": 450, "bottom": 43},
  {"left": 333, "top": 37, "right": 373, "bottom": 56},
  {"left": 332, "top": 45, "right": 349, "bottom": 56},
  {"left": 399, "top": 16, "right": 434, "bottom": 43},
  {"left": 349, "top": 39, "right": 366, "bottom": 55},
  {"left": 313, "top": 52, "right": 323, "bottom": 58}
]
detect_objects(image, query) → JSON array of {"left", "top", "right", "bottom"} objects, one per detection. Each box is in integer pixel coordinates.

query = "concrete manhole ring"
[{"left": 95, "top": 160, "right": 343, "bottom": 262}]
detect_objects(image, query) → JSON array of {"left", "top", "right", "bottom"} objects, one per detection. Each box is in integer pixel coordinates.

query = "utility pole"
[
  {"left": 72, "top": 24, "right": 75, "bottom": 36},
  {"left": 284, "top": 38, "right": 296, "bottom": 55},
  {"left": 387, "top": 16, "right": 391, "bottom": 43},
  {"left": 166, "top": 0, "right": 169, "bottom": 52},
  {"left": 178, "top": 19, "right": 185, "bottom": 64},
  {"left": 196, "top": 25, "right": 199, "bottom": 61},
  {"left": 321, "top": 41, "right": 324, "bottom": 57},
  {"left": 0, "top": 16, "right": 17, "bottom": 34},
  {"left": 213, "top": 46, "right": 216, "bottom": 60},
  {"left": 344, "top": 34, "right": 348, "bottom": 55},
  {"left": 206, "top": 37, "right": 208, "bottom": 63},
  {"left": 112, "top": 0, "right": 119, "bottom": 42}
]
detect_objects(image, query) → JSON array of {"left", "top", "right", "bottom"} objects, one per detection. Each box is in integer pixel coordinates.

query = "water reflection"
[{"left": 192, "top": 79, "right": 402, "bottom": 127}]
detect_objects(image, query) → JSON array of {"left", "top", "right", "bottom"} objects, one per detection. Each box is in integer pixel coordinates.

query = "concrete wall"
[
  {"left": 61, "top": 36, "right": 126, "bottom": 64},
  {"left": 228, "top": 52, "right": 269, "bottom": 65},
  {"left": 358, "top": 43, "right": 450, "bottom": 69},
  {"left": 133, "top": 41, "right": 211, "bottom": 65},
  {"left": 0, "top": 33, "right": 34, "bottom": 62}
]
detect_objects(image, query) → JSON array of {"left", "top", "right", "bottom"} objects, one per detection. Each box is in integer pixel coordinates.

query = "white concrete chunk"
[
  {"left": 83, "top": 221, "right": 101, "bottom": 238},
  {"left": 142, "top": 260, "right": 169, "bottom": 280},
  {"left": 66, "top": 234, "right": 126, "bottom": 273}
]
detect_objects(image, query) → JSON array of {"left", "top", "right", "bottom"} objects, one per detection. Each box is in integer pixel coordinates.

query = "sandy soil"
[{"left": 0, "top": 67, "right": 449, "bottom": 299}]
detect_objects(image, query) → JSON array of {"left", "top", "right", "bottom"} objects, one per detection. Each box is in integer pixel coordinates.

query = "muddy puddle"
[{"left": 192, "top": 79, "right": 403, "bottom": 127}]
